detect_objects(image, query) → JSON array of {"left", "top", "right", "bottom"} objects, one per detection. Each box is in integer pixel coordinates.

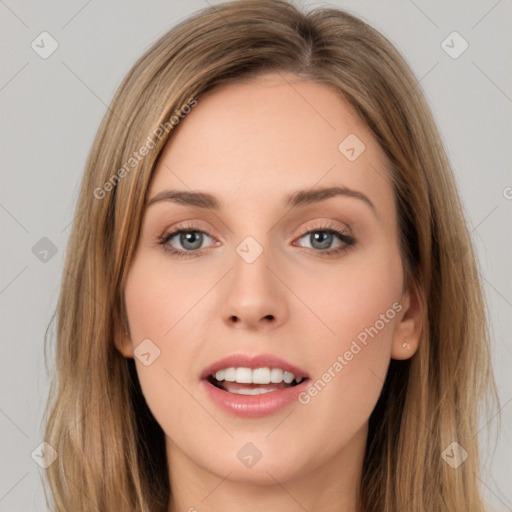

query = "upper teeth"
[{"left": 214, "top": 367, "right": 303, "bottom": 385}]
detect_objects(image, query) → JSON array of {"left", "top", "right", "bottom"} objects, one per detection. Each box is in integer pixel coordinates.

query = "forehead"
[{"left": 148, "top": 72, "right": 394, "bottom": 218}]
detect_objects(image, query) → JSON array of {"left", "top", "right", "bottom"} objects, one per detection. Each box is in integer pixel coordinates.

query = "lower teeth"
[{"left": 227, "top": 387, "right": 281, "bottom": 395}]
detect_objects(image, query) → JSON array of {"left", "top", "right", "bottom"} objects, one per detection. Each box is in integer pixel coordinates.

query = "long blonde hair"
[{"left": 42, "top": 1, "right": 497, "bottom": 510}]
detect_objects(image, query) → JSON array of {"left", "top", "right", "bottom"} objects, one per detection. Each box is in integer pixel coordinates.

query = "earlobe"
[
  {"left": 393, "top": 339, "right": 415, "bottom": 360},
  {"left": 391, "top": 278, "right": 423, "bottom": 360}
]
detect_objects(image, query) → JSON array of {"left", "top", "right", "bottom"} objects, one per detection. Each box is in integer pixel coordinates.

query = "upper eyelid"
[{"left": 162, "top": 221, "right": 349, "bottom": 237}]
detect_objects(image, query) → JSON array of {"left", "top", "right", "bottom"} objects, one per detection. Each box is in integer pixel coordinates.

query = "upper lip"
[{"left": 200, "top": 353, "right": 310, "bottom": 380}]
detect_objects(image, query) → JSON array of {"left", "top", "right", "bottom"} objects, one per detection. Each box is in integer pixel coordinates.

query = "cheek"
[
  {"left": 294, "top": 241, "right": 403, "bottom": 350},
  {"left": 124, "top": 251, "right": 206, "bottom": 341},
  {"left": 125, "top": 261, "right": 167, "bottom": 338},
  {"left": 291, "top": 245, "right": 403, "bottom": 429},
  {"left": 123, "top": 254, "right": 212, "bottom": 440}
]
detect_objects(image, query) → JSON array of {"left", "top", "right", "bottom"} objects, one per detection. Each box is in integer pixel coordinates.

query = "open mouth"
[{"left": 206, "top": 367, "right": 308, "bottom": 395}]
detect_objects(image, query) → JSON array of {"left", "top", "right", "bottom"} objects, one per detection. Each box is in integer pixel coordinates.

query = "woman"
[{"left": 42, "top": 0, "right": 497, "bottom": 510}]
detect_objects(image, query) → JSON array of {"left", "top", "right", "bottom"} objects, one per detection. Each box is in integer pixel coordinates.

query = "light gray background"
[{"left": 1, "top": 1, "right": 511, "bottom": 510}]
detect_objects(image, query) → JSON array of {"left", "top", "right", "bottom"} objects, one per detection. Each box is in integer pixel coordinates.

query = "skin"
[{"left": 115, "top": 72, "right": 422, "bottom": 512}]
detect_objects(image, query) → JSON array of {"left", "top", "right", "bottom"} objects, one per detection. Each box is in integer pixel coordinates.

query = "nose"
[{"left": 221, "top": 245, "right": 288, "bottom": 331}]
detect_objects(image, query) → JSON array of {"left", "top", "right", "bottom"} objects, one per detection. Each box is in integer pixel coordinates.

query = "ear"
[
  {"left": 391, "top": 276, "right": 423, "bottom": 360},
  {"left": 113, "top": 310, "right": 134, "bottom": 359}
]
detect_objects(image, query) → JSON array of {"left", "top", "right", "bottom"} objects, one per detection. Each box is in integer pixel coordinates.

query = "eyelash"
[{"left": 157, "top": 221, "right": 356, "bottom": 259}]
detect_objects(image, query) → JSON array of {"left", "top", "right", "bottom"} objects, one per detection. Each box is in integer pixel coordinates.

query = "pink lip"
[
  {"left": 200, "top": 353, "right": 310, "bottom": 418},
  {"left": 202, "top": 379, "right": 309, "bottom": 418}
]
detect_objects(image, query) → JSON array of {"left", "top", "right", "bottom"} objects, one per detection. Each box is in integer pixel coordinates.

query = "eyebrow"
[{"left": 146, "top": 185, "right": 376, "bottom": 214}]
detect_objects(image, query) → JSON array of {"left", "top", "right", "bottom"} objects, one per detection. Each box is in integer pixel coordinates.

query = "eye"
[
  {"left": 158, "top": 222, "right": 216, "bottom": 258},
  {"left": 294, "top": 223, "right": 355, "bottom": 256}
]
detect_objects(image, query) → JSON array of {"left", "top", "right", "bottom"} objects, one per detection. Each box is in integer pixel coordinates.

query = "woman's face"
[{"left": 117, "top": 72, "right": 421, "bottom": 485}]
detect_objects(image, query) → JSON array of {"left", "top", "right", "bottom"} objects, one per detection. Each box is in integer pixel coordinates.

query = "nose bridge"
[
  {"left": 221, "top": 233, "right": 287, "bottom": 329},
  {"left": 234, "top": 235, "right": 272, "bottom": 291}
]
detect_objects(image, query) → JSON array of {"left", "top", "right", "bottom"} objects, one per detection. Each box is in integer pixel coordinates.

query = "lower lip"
[{"left": 202, "top": 379, "right": 308, "bottom": 418}]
